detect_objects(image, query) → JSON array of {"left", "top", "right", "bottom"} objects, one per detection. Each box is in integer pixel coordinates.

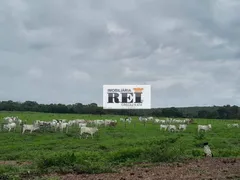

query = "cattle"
[
  {"left": 108, "top": 121, "right": 117, "bottom": 127},
  {"left": 79, "top": 123, "right": 87, "bottom": 131},
  {"left": 154, "top": 119, "right": 166, "bottom": 123},
  {"left": 198, "top": 124, "right": 212, "bottom": 132},
  {"left": 160, "top": 124, "right": 169, "bottom": 131},
  {"left": 139, "top": 116, "right": 147, "bottom": 122},
  {"left": 203, "top": 142, "right": 213, "bottom": 157},
  {"left": 104, "top": 120, "right": 113, "bottom": 126},
  {"left": 80, "top": 127, "right": 98, "bottom": 139},
  {"left": 168, "top": 125, "right": 177, "bottom": 132},
  {"left": 147, "top": 117, "right": 154, "bottom": 121},
  {"left": 120, "top": 118, "right": 125, "bottom": 122},
  {"left": 3, "top": 117, "right": 14, "bottom": 123},
  {"left": 179, "top": 124, "right": 187, "bottom": 131},
  {"left": 3, "top": 123, "right": 16, "bottom": 132},
  {"left": 94, "top": 120, "right": 105, "bottom": 126},
  {"left": 3, "top": 116, "right": 22, "bottom": 125},
  {"left": 50, "top": 120, "right": 60, "bottom": 131},
  {"left": 22, "top": 124, "right": 40, "bottom": 134},
  {"left": 125, "top": 117, "right": 131, "bottom": 123},
  {"left": 74, "top": 119, "right": 86, "bottom": 124},
  {"left": 104, "top": 119, "right": 117, "bottom": 127},
  {"left": 59, "top": 122, "right": 69, "bottom": 133}
]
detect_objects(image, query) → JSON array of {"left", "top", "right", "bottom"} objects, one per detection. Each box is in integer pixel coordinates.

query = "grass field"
[{"left": 0, "top": 111, "right": 239, "bottom": 180}]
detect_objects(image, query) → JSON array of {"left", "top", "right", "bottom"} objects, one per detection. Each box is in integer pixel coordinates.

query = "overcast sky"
[{"left": 1, "top": 0, "right": 240, "bottom": 108}]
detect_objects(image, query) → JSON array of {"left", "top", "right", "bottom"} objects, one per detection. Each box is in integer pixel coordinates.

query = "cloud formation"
[{"left": 1, "top": 0, "right": 240, "bottom": 107}]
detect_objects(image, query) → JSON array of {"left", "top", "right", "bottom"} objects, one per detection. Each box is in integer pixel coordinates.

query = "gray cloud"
[{"left": 0, "top": 0, "right": 240, "bottom": 107}]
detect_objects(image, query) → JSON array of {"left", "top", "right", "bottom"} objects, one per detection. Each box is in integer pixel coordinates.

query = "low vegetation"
[{"left": 0, "top": 111, "right": 239, "bottom": 180}]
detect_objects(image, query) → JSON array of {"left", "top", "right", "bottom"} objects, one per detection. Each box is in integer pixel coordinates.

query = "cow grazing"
[{"left": 203, "top": 142, "right": 213, "bottom": 157}]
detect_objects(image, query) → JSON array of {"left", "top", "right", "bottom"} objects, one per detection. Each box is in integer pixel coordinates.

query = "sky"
[{"left": 1, "top": 0, "right": 240, "bottom": 108}]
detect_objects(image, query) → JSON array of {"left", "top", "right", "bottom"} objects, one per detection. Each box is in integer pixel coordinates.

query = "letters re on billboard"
[{"left": 103, "top": 85, "right": 151, "bottom": 109}]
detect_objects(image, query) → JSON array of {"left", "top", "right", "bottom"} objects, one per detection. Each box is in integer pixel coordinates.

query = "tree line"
[{"left": 0, "top": 100, "right": 240, "bottom": 120}]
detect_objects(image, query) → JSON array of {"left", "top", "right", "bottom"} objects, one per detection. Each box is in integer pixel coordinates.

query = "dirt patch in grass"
[
  {"left": 0, "top": 160, "right": 32, "bottom": 166},
  {"left": 46, "top": 158, "right": 240, "bottom": 180}
]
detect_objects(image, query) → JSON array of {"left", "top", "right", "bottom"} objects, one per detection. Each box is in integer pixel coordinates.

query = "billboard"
[{"left": 103, "top": 85, "right": 151, "bottom": 109}]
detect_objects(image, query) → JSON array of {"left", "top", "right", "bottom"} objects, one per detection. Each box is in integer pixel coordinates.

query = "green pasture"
[{"left": 0, "top": 111, "right": 239, "bottom": 179}]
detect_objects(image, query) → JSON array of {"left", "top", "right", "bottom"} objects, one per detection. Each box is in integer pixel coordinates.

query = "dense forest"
[{"left": 0, "top": 100, "right": 240, "bottom": 120}]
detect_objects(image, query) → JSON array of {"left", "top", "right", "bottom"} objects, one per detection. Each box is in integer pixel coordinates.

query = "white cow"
[
  {"left": 147, "top": 117, "right": 154, "bottom": 121},
  {"left": 74, "top": 119, "right": 86, "bottom": 124},
  {"left": 125, "top": 117, "right": 131, "bottom": 123},
  {"left": 203, "top": 142, "right": 213, "bottom": 157},
  {"left": 159, "top": 120, "right": 166, "bottom": 124},
  {"left": 160, "top": 124, "right": 169, "bottom": 131},
  {"left": 3, "top": 122, "right": 17, "bottom": 132},
  {"left": 4, "top": 116, "right": 22, "bottom": 125},
  {"left": 198, "top": 124, "right": 212, "bottom": 132},
  {"left": 59, "top": 122, "right": 69, "bottom": 133},
  {"left": 80, "top": 127, "right": 98, "bottom": 139},
  {"left": 120, "top": 118, "right": 125, "bottom": 122},
  {"left": 168, "top": 125, "right": 177, "bottom": 132},
  {"left": 50, "top": 120, "right": 60, "bottom": 131},
  {"left": 94, "top": 120, "right": 105, "bottom": 126},
  {"left": 179, "top": 124, "right": 187, "bottom": 131},
  {"left": 139, "top": 117, "right": 147, "bottom": 122},
  {"left": 22, "top": 124, "right": 39, "bottom": 134},
  {"left": 79, "top": 123, "right": 87, "bottom": 130},
  {"left": 4, "top": 117, "right": 14, "bottom": 123}
]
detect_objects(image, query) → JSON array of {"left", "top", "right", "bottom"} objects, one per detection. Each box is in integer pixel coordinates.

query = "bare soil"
[
  {"left": 1, "top": 158, "right": 239, "bottom": 179},
  {"left": 50, "top": 158, "right": 240, "bottom": 180}
]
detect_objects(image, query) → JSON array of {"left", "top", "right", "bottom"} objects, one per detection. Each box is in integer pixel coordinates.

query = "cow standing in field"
[
  {"left": 59, "top": 122, "right": 69, "bottom": 133},
  {"left": 160, "top": 124, "right": 169, "bottom": 131},
  {"left": 125, "top": 117, "right": 131, "bottom": 123},
  {"left": 179, "top": 124, "right": 187, "bottom": 131},
  {"left": 80, "top": 127, "right": 98, "bottom": 139},
  {"left": 168, "top": 125, "right": 178, "bottom": 132},
  {"left": 198, "top": 124, "right": 212, "bottom": 133},
  {"left": 3, "top": 122, "right": 17, "bottom": 132},
  {"left": 22, "top": 124, "right": 40, "bottom": 134}
]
